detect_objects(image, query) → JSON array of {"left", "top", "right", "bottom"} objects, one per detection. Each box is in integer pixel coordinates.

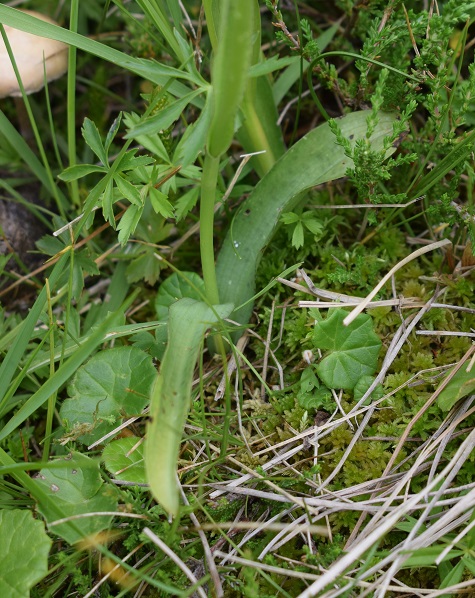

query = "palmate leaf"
[
  {"left": 313, "top": 310, "right": 381, "bottom": 390},
  {"left": 0, "top": 510, "right": 51, "bottom": 597}
]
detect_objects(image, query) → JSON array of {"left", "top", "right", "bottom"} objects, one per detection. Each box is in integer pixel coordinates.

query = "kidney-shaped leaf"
[
  {"left": 34, "top": 452, "right": 117, "bottom": 545},
  {"left": 0, "top": 510, "right": 51, "bottom": 597},
  {"left": 60, "top": 347, "right": 155, "bottom": 445},
  {"left": 313, "top": 310, "right": 381, "bottom": 390}
]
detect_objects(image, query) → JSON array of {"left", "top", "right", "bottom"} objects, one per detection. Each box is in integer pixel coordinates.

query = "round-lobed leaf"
[
  {"left": 313, "top": 310, "right": 382, "bottom": 390},
  {"left": 353, "top": 375, "right": 384, "bottom": 404},
  {"left": 60, "top": 346, "right": 155, "bottom": 445},
  {"left": 155, "top": 271, "right": 205, "bottom": 320}
]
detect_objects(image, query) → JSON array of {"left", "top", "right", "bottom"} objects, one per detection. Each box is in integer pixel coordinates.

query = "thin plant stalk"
[
  {"left": 199, "top": 151, "right": 221, "bottom": 305},
  {"left": 42, "top": 279, "right": 56, "bottom": 461},
  {"left": 68, "top": 0, "right": 80, "bottom": 207},
  {"left": 202, "top": 0, "right": 254, "bottom": 307}
]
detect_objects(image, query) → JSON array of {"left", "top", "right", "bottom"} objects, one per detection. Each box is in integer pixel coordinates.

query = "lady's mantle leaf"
[
  {"left": 0, "top": 510, "right": 51, "bottom": 597},
  {"left": 103, "top": 436, "right": 145, "bottom": 483},
  {"left": 313, "top": 310, "right": 381, "bottom": 390},
  {"left": 296, "top": 367, "right": 333, "bottom": 411},
  {"left": 60, "top": 347, "right": 155, "bottom": 445},
  {"left": 353, "top": 375, "right": 384, "bottom": 404}
]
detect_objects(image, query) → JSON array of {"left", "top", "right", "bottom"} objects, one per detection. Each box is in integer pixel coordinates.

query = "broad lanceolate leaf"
[
  {"left": 60, "top": 347, "right": 156, "bottom": 445},
  {"left": 437, "top": 364, "right": 475, "bottom": 411},
  {"left": 145, "top": 298, "right": 233, "bottom": 516},
  {"left": 0, "top": 510, "right": 51, "bottom": 597},
  {"left": 216, "top": 111, "right": 398, "bottom": 333},
  {"left": 34, "top": 452, "right": 118, "bottom": 545},
  {"left": 103, "top": 437, "right": 145, "bottom": 483},
  {"left": 313, "top": 310, "right": 382, "bottom": 390}
]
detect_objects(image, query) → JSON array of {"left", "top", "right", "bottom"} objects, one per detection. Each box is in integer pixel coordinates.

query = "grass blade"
[{"left": 0, "top": 296, "right": 132, "bottom": 443}]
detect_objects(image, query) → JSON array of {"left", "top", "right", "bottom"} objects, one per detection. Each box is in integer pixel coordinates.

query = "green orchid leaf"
[
  {"left": 0, "top": 510, "right": 51, "bottom": 597},
  {"left": 313, "top": 310, "right": 382, "bottom": 390},
  {"left": 146, "top": 298, "right": 233, "bottom": 516},
  {"left": 216, "top": 110, "right": 398, "bottom": 332},
  {"left": 60, "top": 347, "right": 155, "bottom": 445}
]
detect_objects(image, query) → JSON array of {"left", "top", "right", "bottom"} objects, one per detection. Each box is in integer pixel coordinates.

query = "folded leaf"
[
  {"left": 145, "top": 298, "right": 233, "bottom": 515},
  {"left": 216, "top": 110, "right": 398, "bottom": 333}
]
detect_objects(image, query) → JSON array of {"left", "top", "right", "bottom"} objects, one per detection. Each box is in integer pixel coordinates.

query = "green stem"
[
  {"left": 202, "top": 0, "right": 219, "bottom": 51},
  {"left": 68, "top": 0, "right": 80, "bottom": 208},
  {"left": 42, "top": 279, "right": 55, "bottom": 461},
  {"left": 200, "top": 151, "right": 221, "bottom": 305}
]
